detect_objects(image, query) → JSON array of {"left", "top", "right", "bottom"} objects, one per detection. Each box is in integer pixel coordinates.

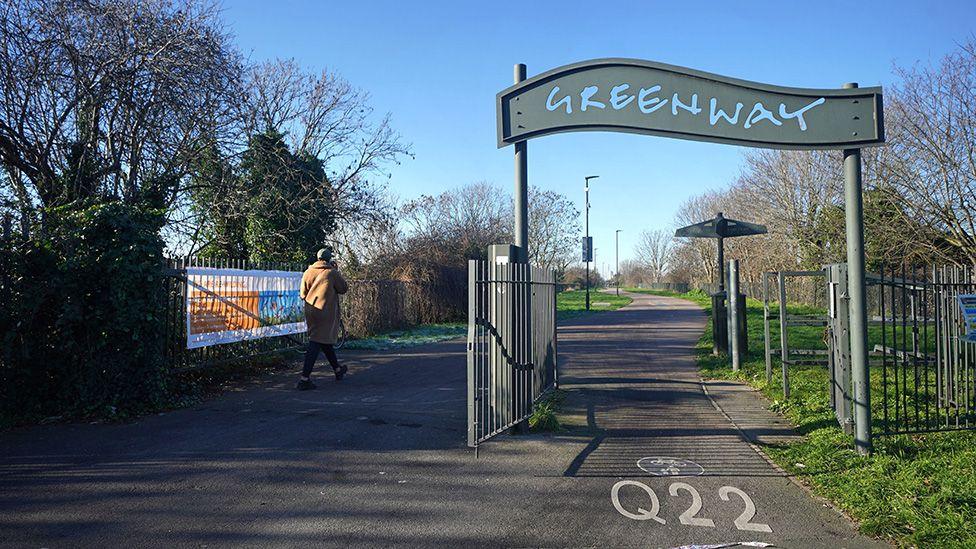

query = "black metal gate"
[
  {"left": 781, "top": 263, "right": 976, "bottom": 438},
  {"left": 871, "top": 265, "right": 976, "bottom": 435},
  {"left": 467, "top": 260, "right": 557, "bottom": 448}
]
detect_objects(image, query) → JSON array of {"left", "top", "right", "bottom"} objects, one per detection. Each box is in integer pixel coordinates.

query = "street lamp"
[
  {"left": 584, "top": 175, "right": 599, "bottom": 310},
  {"left": 615, "top": 229, "right": 622, "bottom": 296}
]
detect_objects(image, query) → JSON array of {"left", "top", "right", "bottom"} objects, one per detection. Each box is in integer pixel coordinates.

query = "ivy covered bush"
[{"left": 0, "top": 202, "right": 168, "bottom": 425}]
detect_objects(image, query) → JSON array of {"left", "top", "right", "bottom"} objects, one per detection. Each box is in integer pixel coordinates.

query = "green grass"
[
  {"left": 661, "top": 289, "right": 976, "bottom": 547},
  {"left": 529, "top": 389, "right": 565, "bottom": 431},
  {"left": 556, "top": 289, "right": 633, "bottom": 320},
  {"left": 343, "top": 323, "right": 466, "bottom": 350}
]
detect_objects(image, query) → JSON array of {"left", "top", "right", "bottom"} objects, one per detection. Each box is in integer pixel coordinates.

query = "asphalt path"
[{"left": 0, "top": 292, "right": 885, "bottom": 548}]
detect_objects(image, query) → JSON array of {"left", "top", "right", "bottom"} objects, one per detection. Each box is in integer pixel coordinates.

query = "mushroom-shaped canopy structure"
[{"left": 674, "top": 212, "right": 767, "bottom": 239}]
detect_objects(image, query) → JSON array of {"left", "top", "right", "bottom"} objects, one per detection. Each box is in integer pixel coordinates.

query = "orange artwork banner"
[{"left": 185, "top": 267, "right": 305, "bottom": 349}]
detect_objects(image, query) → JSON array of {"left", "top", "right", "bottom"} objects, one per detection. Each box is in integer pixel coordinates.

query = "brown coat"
[{"left": 300, "top": 260, "right": 348, "bottom": 344}]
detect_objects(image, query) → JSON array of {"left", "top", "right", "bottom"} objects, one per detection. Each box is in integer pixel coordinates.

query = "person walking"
[{"left": 297, "top": 247, "right": 349, "bottom": 390}]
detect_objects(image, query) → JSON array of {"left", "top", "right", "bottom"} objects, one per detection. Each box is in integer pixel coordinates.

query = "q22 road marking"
[{"left": 611, "top": 480, "right": 772, "bottom": 533}]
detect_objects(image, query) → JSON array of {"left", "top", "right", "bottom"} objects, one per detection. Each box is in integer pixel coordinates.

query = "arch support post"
[
  {"left": 843, "top": 83, "right": 872, "bottom": 455},
  {"left": 513, "top": 63, "right": 528, "bottom": 263},
  {"left": 511, "top": 63, "right": 533, "bottom": 433}
]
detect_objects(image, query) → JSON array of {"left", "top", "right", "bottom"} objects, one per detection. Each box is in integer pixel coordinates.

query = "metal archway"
[{"left": 482, "top": 58, "right": 884, "bottom": 454}]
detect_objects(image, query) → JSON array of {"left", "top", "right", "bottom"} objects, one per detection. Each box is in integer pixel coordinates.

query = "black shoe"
[
  {"left": 296, "top": 379, "right": 317, "bottom": 390},
  {"left": 333, "top": 364, "right": 348, "bottom": 381}
]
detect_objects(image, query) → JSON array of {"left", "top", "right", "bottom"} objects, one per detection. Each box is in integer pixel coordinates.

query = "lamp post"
[
  {"left": 584, "top": 175, "right": 599, "bottom": 310},
  {"left": 615, "top": 229, "right": 622, "bottom": 296}
]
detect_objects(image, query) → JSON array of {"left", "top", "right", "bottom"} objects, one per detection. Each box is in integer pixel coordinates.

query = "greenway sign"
[{"left": 496, "top": 58, "right": 884, "bottom": 150}]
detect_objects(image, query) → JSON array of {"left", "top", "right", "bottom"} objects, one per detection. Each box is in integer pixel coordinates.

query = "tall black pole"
[
  {"left": 717, "top": 237, "right": 725, "bottom": 293},
  {"left": 513, "top": 64, "right": 528, "bottom": 260},
  {"left": 615, "top": 229, "right": 621, "bottom": 296},
  {"left": 585, "top": 182, "right": 590, "bottom": 310},
  {"left": 584, "top": 176, "right": 598, "bottom": 310},
  {"left": 510, "top": 63, "right": 531, "bottom": 433},
  {"left": 844, "top": 84, "right": 872, "bottom": 455},
  {"left": 716, "top": 235, "right": 727, "bottom": 357}
]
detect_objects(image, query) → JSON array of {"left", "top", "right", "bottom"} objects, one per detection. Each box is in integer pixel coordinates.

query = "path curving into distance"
[{"left": 552, "top": 290, "right": 884, "bottom": 547}]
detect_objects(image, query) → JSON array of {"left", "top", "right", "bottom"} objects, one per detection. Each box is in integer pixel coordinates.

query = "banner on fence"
[
  {"left": 185, "top": 267, "right": 305, "bottom": 349},
  {"left": 958, "top": 294, "right": 976, "bottom": 343}
]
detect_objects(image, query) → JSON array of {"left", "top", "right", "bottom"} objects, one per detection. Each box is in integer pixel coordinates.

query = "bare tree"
[
  {"left": 173, "top": 58, "right": 412, "bottom": 258},
  {"left": 331, "top": 193, "right": 405, "bottom": 276},
  {"left": 239, "top": 59, "right": 411, "bottom": 228},
  {"left": 400, "top": 181, "right": 511, "bottom": 266},
  {"left": 635, "top": 229, "right": 674, "bottom": 283},
  {"left": 879, "top": 39, "right": 976, "bottom": 265},
  {"left": 0, "top": 0, "right": 241, "bottom": 213},
  {"left": 395, "top": 182, "right": 579, "bottom": 273},
  {"left": 666, "top": 244, "right": 701, "bottom": 285},
  {"left": 561, "top": 263, "right": 604, "bottom": 289},
  {"left": 529, "top": 188, "right": 580, "bottom": 273},
  {"left": 669, "top": 185, "right": 789, "bottom": 291},
  {"left": 617, "top": 258, "right": 650, "bottom": 287}
]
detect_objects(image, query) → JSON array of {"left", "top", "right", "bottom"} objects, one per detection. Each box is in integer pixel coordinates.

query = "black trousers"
[{"left": 303, "top": 340, "right": 339, "bottom": 377}]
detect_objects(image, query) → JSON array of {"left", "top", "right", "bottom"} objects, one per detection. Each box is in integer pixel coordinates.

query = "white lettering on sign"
[
  {"left": 638, "top": 86, "right": 668, "bottom": 114},
  {"left": 709, "top": 98, "right": 744, "bottom": 126},
  {"left": 546, "top": 86, "right": 572, "bottom": 114},
  {"left": 548, "top": 84, "right": 824, "bottom": 132},
  {"left": 610, "top": 84, "right": 634, "bottom": 110},
  {"left": 779, "top": 97, "right": 825, "bottom": 131},
  {"left": 580, "top": 85, "right": 606, "bottom": 111},
  {"left": 744, "top": 102, "right": 782, "bottom": 129},
  {"left": 671, "top": 93, "right": 702, "bottom": 116},
  {"left": 610, "top": 481, "right": 773, "bottom": 533}
]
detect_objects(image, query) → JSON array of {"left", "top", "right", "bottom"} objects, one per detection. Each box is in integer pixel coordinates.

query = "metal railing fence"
[
  {"left": 871, "top": 264, "right": 976, "bottom": 435},
  {"left": 163, "top": 257, "right": 467, "bottom": 371},
  {"left": 816, "top": 262, "right": 976, "bottom": 436},
  {"left": 763, "top": 270, "right": 830, "bottom": 398},
  {"left": 162, "top": 257, "right": 310, "bottom": 371}
]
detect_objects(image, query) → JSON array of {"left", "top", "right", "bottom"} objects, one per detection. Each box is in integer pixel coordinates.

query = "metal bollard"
[{"left": 729, "top": 260, "right": 741, "bottom": 370}]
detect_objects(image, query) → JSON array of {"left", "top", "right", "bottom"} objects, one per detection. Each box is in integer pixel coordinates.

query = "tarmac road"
[{"left": 0, "top": 292, "right": 886, "bottom": 548}]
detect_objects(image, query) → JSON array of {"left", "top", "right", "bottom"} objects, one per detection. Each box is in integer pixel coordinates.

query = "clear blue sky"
[{"left": 224, "top": 0, "right": 975, "bottom": 273}]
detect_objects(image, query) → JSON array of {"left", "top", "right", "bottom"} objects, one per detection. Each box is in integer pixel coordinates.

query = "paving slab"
[{"left": 0, "top": 291, "right": 885, "bottom": 548}]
